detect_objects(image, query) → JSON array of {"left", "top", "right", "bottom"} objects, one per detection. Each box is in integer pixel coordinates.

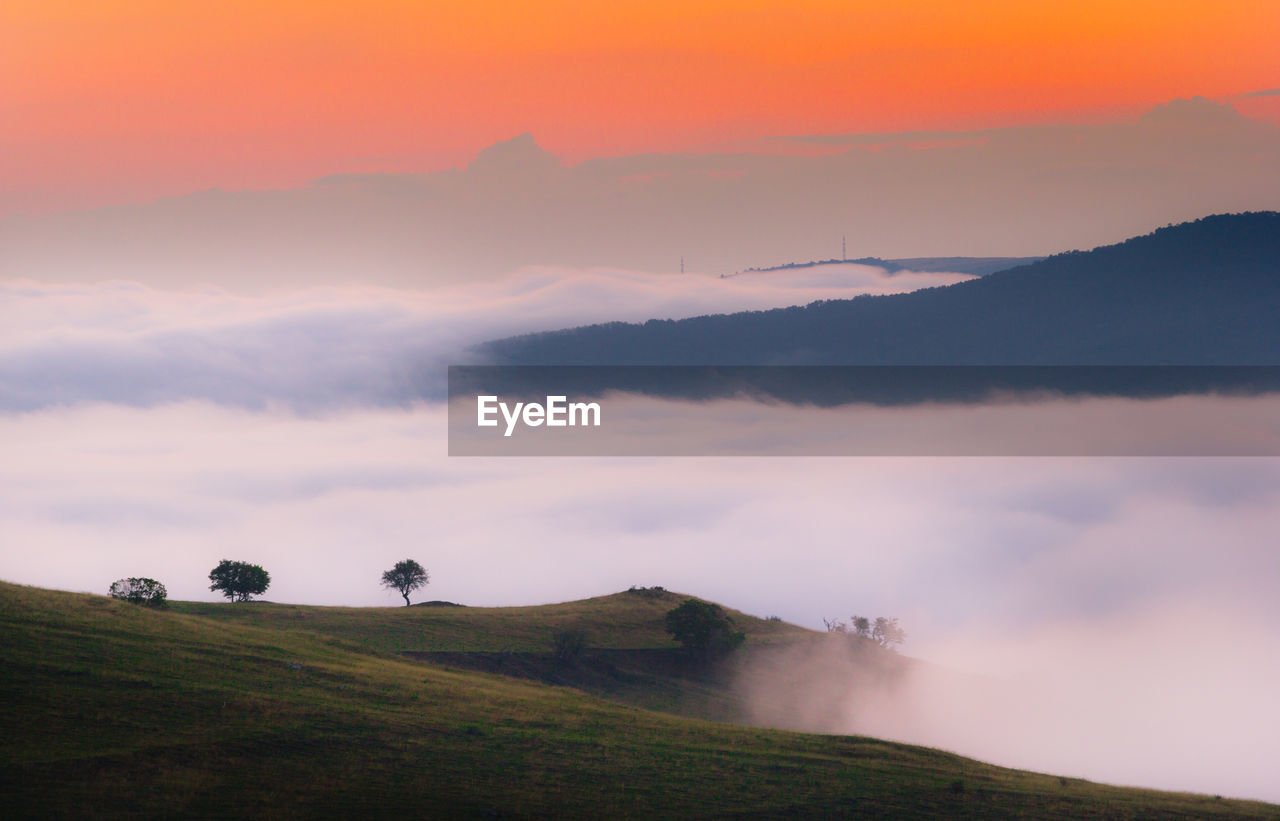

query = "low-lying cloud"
[
  {"left": 0, "top": 264, "right": 971, "bottom": 411},
  {"left": 736, "top": 597, "right": 1280, "bottom": 801},
  {"left": 3, "top": 270, "right": 1279, "bottom": 803},
  {"left": 1, "top": 402, "right": 1278, "bottom": 799}
]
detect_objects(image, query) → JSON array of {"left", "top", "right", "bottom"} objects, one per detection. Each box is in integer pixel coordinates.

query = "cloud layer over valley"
[
  {"left": 0, "top": 264, "right": 970, "bottom": 411},
  {"left": 2, "top": 399, "right": 1277, "bottom": 800},
  {"left": 2, "top": 253, "right": 1278, "bottom": 802}
]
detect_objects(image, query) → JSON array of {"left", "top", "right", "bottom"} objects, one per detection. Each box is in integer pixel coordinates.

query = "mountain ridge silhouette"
[{"left": 482, "top": 212, "right": 1280, "bottom": 365}]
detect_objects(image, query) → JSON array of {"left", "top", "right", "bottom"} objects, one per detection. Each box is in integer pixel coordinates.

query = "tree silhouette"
[
  {"left": 381, "top": 559, "right": 429, "bottom": 606},
  {"left": 208, "top": 560, "right": 270, "bottom": 602},
  {"left": 664, "top": 599, "right": 745, "bottom": 660}
]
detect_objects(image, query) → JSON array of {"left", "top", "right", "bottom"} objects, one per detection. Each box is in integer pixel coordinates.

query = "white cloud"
[
  {"left": 0, "top": 265, "right": 972, "bottom": 411},
  {"left": 3, "top": 271, "right": 1280, "bottom": 802},
  {"left": 2, "top": 401, "right": 1279, "bottom": 802}
]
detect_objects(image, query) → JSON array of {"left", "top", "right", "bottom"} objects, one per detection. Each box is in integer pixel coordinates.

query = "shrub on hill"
[
  {"left": 626, "top": 585, "right": 667, "bottom": 599},
  {"left": 107, "top": 577, "right": 168, "bottom": 608}
]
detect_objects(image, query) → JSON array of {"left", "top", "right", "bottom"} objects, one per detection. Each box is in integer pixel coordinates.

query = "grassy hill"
[
  {"left": 168, "top": 586, "right": 808, "bottom": 654},
  {"left": 170, "top": 588, "right": 816, "bottom": 722},
  {"left": 3, "top": 581, "right": 1277, "bottom": 819}
]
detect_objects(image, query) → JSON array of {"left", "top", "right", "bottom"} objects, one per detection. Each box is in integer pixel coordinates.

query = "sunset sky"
[
  {"left": 5, "top": 0, "right": 1280, "bottom": 214},
  {"left": 5, "top": 4, "right": 1280, "bottom": 801}
]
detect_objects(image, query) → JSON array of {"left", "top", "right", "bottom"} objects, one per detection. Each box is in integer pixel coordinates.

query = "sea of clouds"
[
  {"left": 2, "top": 264, "right": 1278, "bottom": 802},
  {"left": 0, "top": 263, "right": 970, "bottom": 411}
]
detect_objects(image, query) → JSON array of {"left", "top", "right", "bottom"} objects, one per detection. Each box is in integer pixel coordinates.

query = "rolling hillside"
[
  {"left": 168, "top": 587, "right": 807, "bottom": 654},
  {"left": 170, "top": 589, "right": 815, "bottom": 722},
  {"left": 3, "top": 581, "right": 1277, "bottom": 819}
]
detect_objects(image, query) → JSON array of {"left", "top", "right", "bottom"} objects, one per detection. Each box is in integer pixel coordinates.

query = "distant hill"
[
  {"left": 484, "top": 213, "right": 1280, "bottom": 365},
  {"left": 728, "top": 256, "right": 1044, "bottom": 277}
]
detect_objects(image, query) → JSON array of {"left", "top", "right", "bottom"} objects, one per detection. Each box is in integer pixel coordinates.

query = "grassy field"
[
  {"left": 3, "top": 581, "right": 1277, "bottom": 820},
  {"left": 167, "top": 587, "right": 809, "bottom": 653}
]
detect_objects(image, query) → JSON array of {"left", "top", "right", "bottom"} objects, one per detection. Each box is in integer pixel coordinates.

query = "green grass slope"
[
  {"left": 3, "top": 581, "right": 1276, "bottom": 820},
  {"left": 168, "top": 587, "right": 807, "bottom": 653},
  {"left": 168, "top": 589, "right": 841, "bottom": 724}
]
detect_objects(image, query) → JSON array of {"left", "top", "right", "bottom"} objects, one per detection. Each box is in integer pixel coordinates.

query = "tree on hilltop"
[
  {"left": 381, "top": 559, "right": 429, "bottom": 606},
  {"left": 108, "top": 577, "right": 168, "bottom": 608},
  {"left": 208, "top": 560, "right": 271, "bottom": 602}
]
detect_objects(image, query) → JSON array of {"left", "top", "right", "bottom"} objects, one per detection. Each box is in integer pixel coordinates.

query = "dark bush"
[
  {"left": 626, "top": 585, "right": 667, "bottom": 599},
  {"left": 552, "top": 629, "right": 588, "bottom": 664},
  {"left": 664, "top": 599, "right": 745, "bottom": 659}
]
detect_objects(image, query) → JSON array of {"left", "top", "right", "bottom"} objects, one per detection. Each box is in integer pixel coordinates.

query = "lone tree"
[
  {"left": 208, "top": 559, "right": 270, "bottom": 602},
  {"left": 108, "top": 577, "right": 168, "bottom": 608},
  {"left": 664, "top": 599, "right": 745, "bottom": 660},
  {"left": 381, "top": 559, "right": 429, "bottom": 606}
]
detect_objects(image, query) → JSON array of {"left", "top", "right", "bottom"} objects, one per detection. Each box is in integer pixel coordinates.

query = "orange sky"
[{"left": 4, "top": 0, "right": 1279, "bottom": 214}]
